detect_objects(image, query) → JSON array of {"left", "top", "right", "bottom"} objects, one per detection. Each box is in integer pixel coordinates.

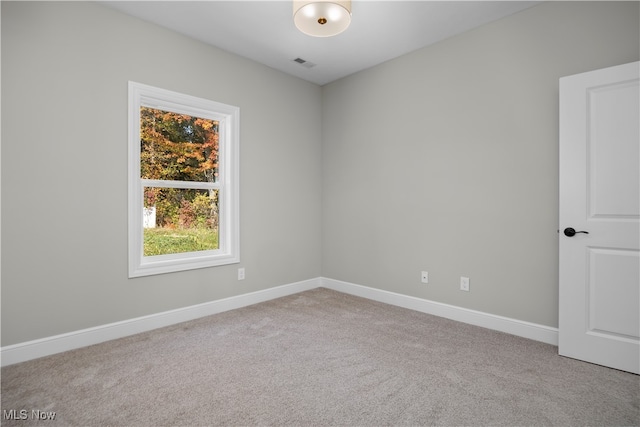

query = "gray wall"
[
  {"left": 321, "top": 1, "right": 639, "bottom": 327},
  {"left": 2, "top": 1, "right": 639, "bottom": 347},
  {"left": 1, "top": 1, "right": 322, "bottom": 346}
]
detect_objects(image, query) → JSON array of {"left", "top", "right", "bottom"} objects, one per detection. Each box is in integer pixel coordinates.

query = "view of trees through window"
[{"left": 140, "top": 107, "right": 220, "bottom": 256}]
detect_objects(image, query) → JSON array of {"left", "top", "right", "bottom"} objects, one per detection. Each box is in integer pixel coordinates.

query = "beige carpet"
[{"left": 2, "top": 288, "right": 638, "bottom": 426}]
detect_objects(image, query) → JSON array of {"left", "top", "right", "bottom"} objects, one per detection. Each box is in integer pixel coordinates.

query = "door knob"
[{"left": 564, "top": 227, "right": 589, "bottom": 237}]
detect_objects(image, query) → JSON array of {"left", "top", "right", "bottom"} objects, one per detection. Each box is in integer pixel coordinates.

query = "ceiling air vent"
[{"left": 292, "top": 57, "right": 316, "bottom": 69}]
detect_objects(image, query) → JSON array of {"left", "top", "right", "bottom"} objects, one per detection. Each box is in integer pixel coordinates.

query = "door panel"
[
  {"left": 559, "top": 61, "right": 640, "bottom": 374},
  {"left": 588, "top": 247, "right": 639, "bottom": 339},
  {"left": 589, "top": 81, "right": 640, "bottom": 217}
]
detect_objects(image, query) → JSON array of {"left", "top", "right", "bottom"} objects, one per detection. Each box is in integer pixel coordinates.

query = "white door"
[{"left": 559, "top": 61, "right": 640, "bottom": 374}]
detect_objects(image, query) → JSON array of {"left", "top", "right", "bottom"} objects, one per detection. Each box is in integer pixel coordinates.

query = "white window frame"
[{"left": 128, "top": 81, "right": 239, "bottom": 278}]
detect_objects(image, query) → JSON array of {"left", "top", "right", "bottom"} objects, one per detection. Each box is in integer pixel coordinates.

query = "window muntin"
[{"left": 129, "top": 82, "right": 239, "bottom": 277}]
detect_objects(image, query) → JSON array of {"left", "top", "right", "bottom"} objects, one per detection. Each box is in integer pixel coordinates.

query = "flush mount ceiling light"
[{"left": 293, "top": 0, "right": 352, "bottom": 37}]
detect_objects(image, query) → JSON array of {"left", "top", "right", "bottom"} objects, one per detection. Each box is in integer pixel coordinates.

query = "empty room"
[{"left": 1, "top": 1, "right": 639, "bottom": 425}]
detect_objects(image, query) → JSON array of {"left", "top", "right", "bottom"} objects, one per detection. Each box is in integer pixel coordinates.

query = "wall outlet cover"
[
  {"left": 421, "top": 271, "right": 429, "bottom": 284},
  {"left": 460, "top": 276, "right": 470, "bottom": 291}
]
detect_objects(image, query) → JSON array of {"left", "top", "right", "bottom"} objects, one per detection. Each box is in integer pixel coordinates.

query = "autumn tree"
[{"left": 140, "top": 107, "right": 219, "bottom": 228}]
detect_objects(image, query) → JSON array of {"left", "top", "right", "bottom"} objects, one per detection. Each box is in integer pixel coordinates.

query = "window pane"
[
  {"left": 140, "top": 107, "right": 219, "bottom": 183},
  {"left": 143, "top": 187, "right": 219, "bottom": 256}
]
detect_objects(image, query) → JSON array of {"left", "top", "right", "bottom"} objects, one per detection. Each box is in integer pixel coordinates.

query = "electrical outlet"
[
  {"left": 421, "top": 271, "right": 429, "bottom": 284},
  {"left": 238, "top": 268, "right": 245, "bottom": 280},
  {"left": 460, "top": 276, "right": 470, "bottom": 292}
]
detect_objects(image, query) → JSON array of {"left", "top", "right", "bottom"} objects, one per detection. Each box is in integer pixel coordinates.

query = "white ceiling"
[{"left": 102, "top": 1, "right": 541, "bottom": 86}]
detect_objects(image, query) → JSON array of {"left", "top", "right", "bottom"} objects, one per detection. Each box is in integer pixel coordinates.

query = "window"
[{"left": 128, "top": 82, "right": 239, "bottom": 277}]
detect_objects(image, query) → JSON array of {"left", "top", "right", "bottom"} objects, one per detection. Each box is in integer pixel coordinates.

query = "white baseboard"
[
  {"left": 1, "top": 278, "right": 321, "bottom": 367},
  {"left": 320, "top": 277, "right": 559, "bottom": 346},
  {"left": 1, "top": 276, "right": 558, "bottom": 367}
]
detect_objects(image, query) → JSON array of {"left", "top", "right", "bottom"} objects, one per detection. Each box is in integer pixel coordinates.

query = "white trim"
[
  {"left": 141, "top": 179, "right": 220, "bottom": 190},
  {"left": 128, "top": 81, "right": 240, "bottom": 278},
  {"left": 1, "top": 277, "right": 558, "bottom": 367},
  {"left": 320, "top": 277, "right": 559, "bottom": 346},
  {"left": 0, "top": 278, "right": 320, "bottom": 367}
]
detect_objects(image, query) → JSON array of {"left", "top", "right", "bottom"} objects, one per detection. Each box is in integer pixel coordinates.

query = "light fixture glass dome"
[{"left": 293, "top": 0, "right": 352, "bottom": 37}]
